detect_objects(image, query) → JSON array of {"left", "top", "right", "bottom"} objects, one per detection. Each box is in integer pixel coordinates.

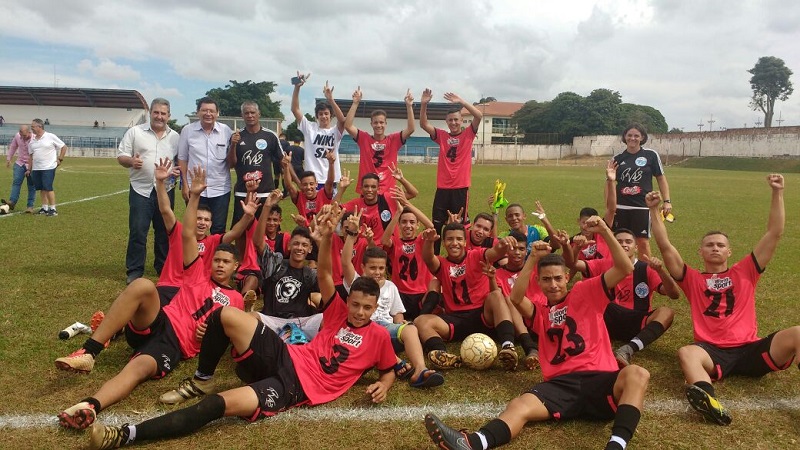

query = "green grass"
[{"left": 1, "top": 158, "right": 800, "bottom": 449}]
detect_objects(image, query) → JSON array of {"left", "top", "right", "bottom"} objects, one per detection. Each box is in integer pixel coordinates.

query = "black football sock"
[
  {"left": 82, "top": 338, "right": 106, "bottom": 358},
  {"left": 423, "top": 336, "right": 447, "bottom": 354},
  {"left": 80, "top": 396, "right": 102, "bottom": 413},
  {"left": 475, "top": 418, "right": 512, "bottom": 449},
  {"left": 196, "top": 308, "right": 230, "bottom": 378},
  {"left": 495, "top": 320, "right": 515, "bottom": 346},
  {"left": 693, "top": 381, "right": 715, "bottom": 397},
  {"left": 606, "top": 404, "right": 641, "bottom": 450},
  {"left": 518, "top": 332, "right": 536, "bottom": 354},
  {"left": 419, "top": 291, "right": 441, "bottom": 315},
  {"left": 133, "top": 394, "right": 226, "bottom": 442},
  {"left": 628, "top": 321, "right": 666, "bottom": 352}
]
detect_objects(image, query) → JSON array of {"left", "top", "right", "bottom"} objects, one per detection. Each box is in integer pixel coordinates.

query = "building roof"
[
  {"left": 461, "top": 101, "right": 524, "bottom": 117},
  {"left": 0, "top": 86, "right": 147, "bottom": 110},
  {"left": 315, "top": 98, "right": 461, "bottom": 120}
]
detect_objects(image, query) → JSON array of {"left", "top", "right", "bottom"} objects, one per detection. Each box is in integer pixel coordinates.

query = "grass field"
[{"left": 1, "top": 157, "right": 799, "bottom": 449}]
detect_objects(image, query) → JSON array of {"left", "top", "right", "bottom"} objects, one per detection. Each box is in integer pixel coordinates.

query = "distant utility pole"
[
  {"left": 776, "top": 111, "right": 785, "bottom": 127},
  {"left": 755, "top": 117, "right": 763, "bottom": 127},
  {"left": 697, "top": 122, "right": 704, "bottom": 132},
  {"left": 707, "top": 114, "right": 715, "bottom": 132}
]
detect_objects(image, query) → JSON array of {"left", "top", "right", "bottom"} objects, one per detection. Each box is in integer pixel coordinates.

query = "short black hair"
[
  {"left": 299, "top": 170, "right": 317, "bottom": 182},
  {"left": 349, "top": 276, "right": 380, "bottom": 301},
  {"left": 291, "top": 226, "right": 312, "bottom": 242},
  {"left": 361, "top": 172, "right": 380, "bottom": 185},
  {"left": 579, "top": 207, "right": 598, "bottom": 218},
  {"left": 198, "top": 204, "right": 213, "bottom": 216},
  {"left": 537, "top": 253, "right": 565, "bottom": 272},
  {"left": 473, "top": 212, "right": 494, "bottom": 227},
  {"left": 614, "top": 228, "right": 635, "bottom": 238},
  {"left": 268, "top": 204, "right": 282, "bottom": 216},
  {"left": 215, "top": 242, "right": 240, "bottom": 261},
  {"left": 315, "top": 101, "right": 332, "bottom": 116},
  {"left": 362, "top": 246, "right": 388, "bottom": 265},
  {"left": 442, "top": 222, "right": 466, "bottom": 239},
  {"left": 196, "top": 96, "right": 218, "bottom": 112},
  {"left": 508, "top": 230, "right": 527, "bottom": 244}
]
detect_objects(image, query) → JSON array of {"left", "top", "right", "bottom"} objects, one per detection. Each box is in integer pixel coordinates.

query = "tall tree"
[
  {"left": 200, "top": 80, "right": 284, "bottom": 119},
  {"left": 748, "top": 56, "right": 793, "bottom": 128}
]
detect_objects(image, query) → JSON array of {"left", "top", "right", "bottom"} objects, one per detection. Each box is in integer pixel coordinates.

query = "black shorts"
[
  {"left": 603, "top": 303, "right": 650, "bottom": 342},
  {"left": 233, "top": 321, "right": 308, "bottom": 420},
  {"left": 613, "top": 208, "right": 650, "bottom": 239},
  {"left": 528, "top": 370, "right": 620, "bottom": 421},
  {"left": 125, "top": 309, "right": 182, "bottom": 379},
  {"left": 439, "top": 308, "right": 491, "bottom": 341},
  {"left": 695, "top": 332, "right": 791, "bottom": 380},
  {"left": 400, "top": 292, "right": 426, "bottom": 321},
  {"left": 156, "top": 285, "right": 180, "bottom": 308},
  {"left": 432, "top": 187, "right": 470, "bottom": 227}
]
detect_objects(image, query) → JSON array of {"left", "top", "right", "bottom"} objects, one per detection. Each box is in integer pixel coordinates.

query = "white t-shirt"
[
  {"left": 29, "top": 132, "right": 65, "bottom": 170},
  {"left": 344, "top": 275, "right": 405, "bottom": 323},
  {"left": 298, "top": 116, "right": 342, "bottom": 183}
]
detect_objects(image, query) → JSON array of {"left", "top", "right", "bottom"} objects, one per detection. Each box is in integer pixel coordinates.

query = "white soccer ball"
[
  {"left": 460, "top": 333, "right": 498, "bottom": 370},
  {"left": 0, "top": 204, "right": 9, "bottom": 215}
]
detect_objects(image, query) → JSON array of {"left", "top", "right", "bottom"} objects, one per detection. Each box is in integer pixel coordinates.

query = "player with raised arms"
[
  {"left": 646, "top": 174, "right": 800, "bottom": 426},
  {"left": 424, "top": 215, "right": 650, "bottom": 450}
]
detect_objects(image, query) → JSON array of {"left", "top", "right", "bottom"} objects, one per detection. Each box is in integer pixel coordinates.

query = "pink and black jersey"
[
  {"left": 678, "top": 254, "right": 762, "bottom": 348},
  {"left": 355, "top": 131, "right": 403, "bottom": 195},
  {"left": 288, "top": 294, "right": 396, "bottom": 405},
  {"left": 433, "top": 127, "right": 476, "bottom": 189},
  {"left": 237, "top": 221, "right": 260, "bottom": 274},
  {"left": 343, "top": 195, "right": 396, "bottom": 244},
  {"left": 585, "top": 259, "right": 662, "bottom": 312},
  {"left": 158, "top": 222, "right": 184, "bottom": 288},
  {"left": 265, "top": 231, "right": 291, "bottom": 257},
  {"left": 330, "top": 236, "right": 369, "bottom": 285},
  {"left": 530, "top": 275, "right": 618, "bottom": 380},
  {"left": 435, "top": 248, "right": 489, "bottom": 313},
  {"left": 576, "top": 233, "right": 610, "bottom": 261},
  {"left": 163, "top": 257, "right": 244, "bottom": 359},
  {"left": 386, "top": 235, "right": 431, "bottom": 294},
  {"left": 293, "top": 190, "right": 333, "bottom": 225},
  {"left": 198, "top": 233, "right": 223, "bottom": 274},
  {"left": 495, "top": 265, "right": 542, "bottom": 302}
]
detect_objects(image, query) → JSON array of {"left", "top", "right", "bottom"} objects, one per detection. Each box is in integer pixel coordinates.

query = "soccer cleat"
[
  {"left": 55, "top": 348, "right": 95, "bottom": 373},
  {"left": 89, "top": 423, "right": 128, "bottom": 450},
  {"left": 159, "top": 377, "right": 216, "bottom": 405},
  {"left": 524, "top": 348, "right": 540, "bottom": 371},
  {"left": 37, "top": 207, "right": 48, "bottom": 215},
  {"left": 46, "top": 209, "right": 58, "bottom": 216},
  {"left": 498, "top": 344, "right": 519, "bottom": 371},
  {"left": 614, "top": 344, "right": 634, "bottom": 368},
  {"left": 243, "top": 290, "right": 257, "bottom": 312},
  {"left": 424, "top": 413, "right": 474, "bottom": 450},
  {"left": 1, "top": 199, "right": 14, "bottom": 210},
  {"left": 428, "top": 350, "right": 462, "bottom": 370},
  {"left": 57, "top": 401, "right": 96, "bottom": 429},
  {"left": 90, "top": 311, "right": 111, "bottom": 348},
  {"left": 686, "top": 384, "right": 732, "bottom": 425}
]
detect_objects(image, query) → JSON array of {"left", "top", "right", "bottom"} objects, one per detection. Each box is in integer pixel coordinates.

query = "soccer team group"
[{"left": 52, "top": 77, "right": 800, "bottom": 450}]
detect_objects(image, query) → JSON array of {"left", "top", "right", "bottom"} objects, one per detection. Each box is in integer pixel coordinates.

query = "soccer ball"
[
  {"left": 0, "top": 204, "right": 9, "bottom": 215},
  {"left": 460, "top": 333, "right": 498, "bottom": 370}
]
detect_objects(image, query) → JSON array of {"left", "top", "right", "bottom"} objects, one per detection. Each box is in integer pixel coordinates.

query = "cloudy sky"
[{"left": 2, "top": 0, "right": 798, "bottom": 130}]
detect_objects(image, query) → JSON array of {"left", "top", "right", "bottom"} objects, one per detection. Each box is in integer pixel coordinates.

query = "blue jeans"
[
  {"left": 9, "top": 164, "right": 35, "bottom": 208},
  {"left": 199, "top": 192, "right": 230, "bottom": 235},
  {"left": 126, "top": 186, "right": 174, "bottom": 280}
]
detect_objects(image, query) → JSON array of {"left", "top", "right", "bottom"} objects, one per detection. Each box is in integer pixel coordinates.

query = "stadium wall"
[{"left": 0, "top": 105, "right": 146, "bottom": 128}]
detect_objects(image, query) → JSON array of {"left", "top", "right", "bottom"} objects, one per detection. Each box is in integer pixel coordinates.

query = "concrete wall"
[{"left": 0, "top": 105, "right": 147, "bottom": 127}]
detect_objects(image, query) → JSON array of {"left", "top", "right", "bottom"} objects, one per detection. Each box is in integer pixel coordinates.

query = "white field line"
[
  {"left": 0, "top": 189, "right": 127, "bottom": 219},
  {"left": 2, "top": 397, "right": 799, "bottom": 429}
]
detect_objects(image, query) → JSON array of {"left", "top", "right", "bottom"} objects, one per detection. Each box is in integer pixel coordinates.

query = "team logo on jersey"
[
  {"left": 506, "top": 273, "right": 518, "bottom": 288},
  {"left": 706, "top": 274, "right": 732, "bottom": 292},
  {"left": 263, "top": 386, "right": 280, "bottom": 407},
  {"left": 255, "top": 139, "right": 268, "bottom": 150},
  {"left": 244, "top": 170, "right": 263, "bottom": 182},
  {"left": 449, "top": 264, "right": 466, "bottom": 278},
  {"left": 581, "top": 244, "right": 597, "bottom": 258},
  {"left": 380, "top": 209, "right": 391, "bottom": 222},
  {"left": 161, "top": 354, "right": 172, "bottom": 371},
  {"left": 447, "top": 137, "right": 459, "bottom": 146},
  {"left": 197, "top": 242, "right": 206, "bottom": 253},
  {"left": 211, "top": 287, "right": 232, "bottom": 306},
  {"left": 635, "top": 282, "right": 650, "bottom": 298},
  {"left": 336, "top": 327, "right": 363, "bottom": 348},
  {"left": 548, "top": 305, "right": 567, "bottom": 326},
  {"left": 371, "top": 143, "right": 386, "bottom": 152},
  {"left": 621, "top": 186, "right": 642, "bottom": 196},
  {"left": 305, "top": 200, "right": 317, "bottom": 212},
  {"left": 635, "top": 157, "right": 647, "bottom": 167},
  {"left": 402, "top": 243, "right": 415, "bottom": 254},
  {"left": 275, "top": 277, "right": 302, "bottom": 303}
]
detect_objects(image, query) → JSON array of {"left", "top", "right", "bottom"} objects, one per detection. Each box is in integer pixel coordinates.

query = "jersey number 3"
[
  {"left": 546, "top": 317, "right": 585, "bottom": 365},
  {"left": 319, "top": 344, "right": 350, "bottom": 374}
]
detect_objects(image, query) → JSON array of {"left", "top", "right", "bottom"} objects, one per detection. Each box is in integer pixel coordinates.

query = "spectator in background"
[
  {"left": 178, "top": 97, "right": 233, "bottom": 234},
  {"left": 3, "top": 124, "right": 35, "bottom": 213},
  {"left": 117, "top": 98, "right": 180, "bottom": 284},
  {"left": 28, "top": 118, "right": 67, "bottom": 216}
]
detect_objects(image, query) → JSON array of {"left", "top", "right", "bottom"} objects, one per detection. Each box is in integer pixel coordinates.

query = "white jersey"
[{"left": 299, "top": 116, "right": 342, "bottom": 183}]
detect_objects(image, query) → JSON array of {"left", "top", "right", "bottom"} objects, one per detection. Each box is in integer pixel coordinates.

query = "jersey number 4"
[
  {"left": 546, "top": 317, "right": 586, "bottom": 365},
  {"left": 446, "top": 146, "right": 457, "bottom": 163},
  {"left": 703, "top": 289, "right": 735, "bottom": 317}
]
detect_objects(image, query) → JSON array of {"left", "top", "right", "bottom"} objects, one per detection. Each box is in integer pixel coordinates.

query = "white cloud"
[{"left": 77, "top": 59, "right": 141, "bottom": 81}]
